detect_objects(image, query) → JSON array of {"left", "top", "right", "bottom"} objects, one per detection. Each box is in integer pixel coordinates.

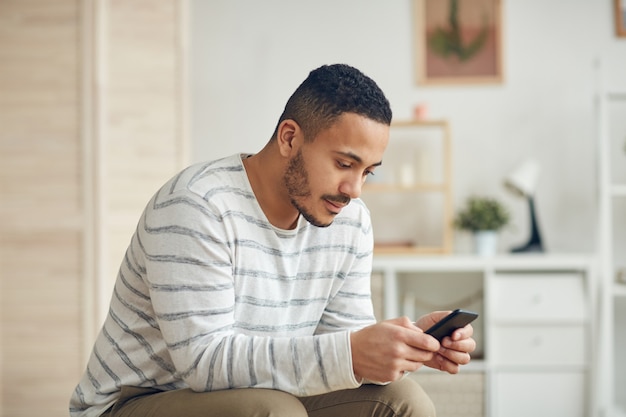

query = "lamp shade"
[
  {"left": 504, "top": 159, "right": 540, "bottom": 197},
  {"left": 504, "top": 158, "right": 544, "bottom": 253}
]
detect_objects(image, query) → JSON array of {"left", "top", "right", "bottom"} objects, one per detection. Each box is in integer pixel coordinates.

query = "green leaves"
[
  {"left": 427, "top": 0, "right": 489, "bottom": 62},
  {"left": 454, "top": 196, "right": 510, "bottom": 232}
]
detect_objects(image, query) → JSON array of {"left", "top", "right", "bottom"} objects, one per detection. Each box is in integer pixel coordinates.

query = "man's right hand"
[{"left": 349, "top": 317, "right": 440, "bottom": 383}]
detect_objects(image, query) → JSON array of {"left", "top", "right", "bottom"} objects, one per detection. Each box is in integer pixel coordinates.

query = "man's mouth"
[{"left": 324, "top": 196, "right": 350, "bottom": 214}]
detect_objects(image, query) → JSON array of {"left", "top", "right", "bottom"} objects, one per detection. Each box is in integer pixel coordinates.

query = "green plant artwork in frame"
[{"left": 415, "top": 0, "right": 503, "bottom": 85}]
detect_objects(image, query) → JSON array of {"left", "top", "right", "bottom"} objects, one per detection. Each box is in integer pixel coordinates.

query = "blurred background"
[{"left": 0, "top": 1, "right": 625, "bottom": 416}]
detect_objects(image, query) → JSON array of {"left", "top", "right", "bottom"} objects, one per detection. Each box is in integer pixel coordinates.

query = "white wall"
[{"left": 190, "top": 0, "right": 626, "bottom": 253}]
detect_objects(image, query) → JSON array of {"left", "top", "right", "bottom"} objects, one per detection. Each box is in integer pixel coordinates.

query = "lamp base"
[
  {"left": 510, "top": 195, "right": 544, "bottom": 254},
  {"left": 510, "top": 240, "right": 544, "bottom": 253}
]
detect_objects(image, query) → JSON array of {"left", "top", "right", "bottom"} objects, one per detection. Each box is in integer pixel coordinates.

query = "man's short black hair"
[{"left": 272, "top": 64, "right": 392, "bottom": 141}]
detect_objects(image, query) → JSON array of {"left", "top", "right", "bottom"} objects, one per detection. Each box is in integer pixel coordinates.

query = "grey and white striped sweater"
[{"left": 70, "top": 154, "right": 377, "bottom": 417}]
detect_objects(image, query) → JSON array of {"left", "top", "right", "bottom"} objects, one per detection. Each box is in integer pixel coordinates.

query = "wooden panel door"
[{"left": 0, "top": 1, "right": 188, "bottom": 416}]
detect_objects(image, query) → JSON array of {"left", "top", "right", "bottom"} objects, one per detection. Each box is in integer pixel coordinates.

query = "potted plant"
[{"left": 454, "top": 196, "right": 510, "bottom": 256}]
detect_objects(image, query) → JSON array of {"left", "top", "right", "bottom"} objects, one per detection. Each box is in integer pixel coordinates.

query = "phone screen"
[{"left": 424, "top": 309, "right": 479, "bottom": 342}]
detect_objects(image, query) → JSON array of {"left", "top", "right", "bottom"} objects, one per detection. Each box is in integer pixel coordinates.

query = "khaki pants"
[{"left": 103, "top": 377, "right": 435, "bottom": 417}]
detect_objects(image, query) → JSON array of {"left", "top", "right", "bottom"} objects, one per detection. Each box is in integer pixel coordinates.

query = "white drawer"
[
  {"left": 492, "top": 324, "right": 586, "bottom": 366},
  {"left": 492, "top": 273, "right": 585, "bottom": 321},
  {"left": 493, "top": 371, "right": 586, "bottom": 417}
]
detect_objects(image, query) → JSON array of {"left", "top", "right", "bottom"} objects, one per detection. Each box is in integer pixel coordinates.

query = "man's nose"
[{"left": 339, "top": 174, "right": 364, "bottom": 199}]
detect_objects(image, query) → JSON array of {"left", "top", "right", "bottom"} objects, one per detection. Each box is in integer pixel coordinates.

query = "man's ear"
[{"left": 276, "top": 119, "right": 302, "bottom": 157}]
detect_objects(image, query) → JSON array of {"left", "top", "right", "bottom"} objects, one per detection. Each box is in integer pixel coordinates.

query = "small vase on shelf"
[
  {"left": 473, "top": 230, "right": 498, "bottom": 257},
  {"left": 455, "top": 196, "right": 510, "bottom": 258}
]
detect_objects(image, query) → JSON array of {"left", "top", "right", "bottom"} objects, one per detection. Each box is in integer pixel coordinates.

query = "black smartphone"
[{"left": 424, "top": 309, "right": 479, "bottom": 342}]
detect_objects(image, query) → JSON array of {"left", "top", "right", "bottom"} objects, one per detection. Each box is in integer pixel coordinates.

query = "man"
[{"left": 70, "top": 64, "right": 476, "bottom": 417}]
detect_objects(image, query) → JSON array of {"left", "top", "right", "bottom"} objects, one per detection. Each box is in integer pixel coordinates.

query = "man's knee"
[
  {"left": 387, "top": 377, "right": 436, "bottom": 417},
  {"left": 195, "top": 388, "right": 308, "bottom": 417},
  {"left": 301, "top": 377, "right": 436, "bottom": 417},
  {"left": 248, "top": 389, "right": 309, "bottom": 417}
]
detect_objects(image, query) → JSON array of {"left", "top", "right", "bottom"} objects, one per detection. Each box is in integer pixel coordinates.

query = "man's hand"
[
  {"left": 349, "top": 317, "right": 440, "bottom": 383},
  {"left": 416, "top": 311, "right": 477, "bottom": 374}
]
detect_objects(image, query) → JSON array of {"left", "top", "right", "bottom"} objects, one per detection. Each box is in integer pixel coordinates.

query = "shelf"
[
  {"left": 493, "top": 364, "right": 589, "bottom": 372},
  {"left": 492, "top": 318, "right": 588, "bottom": 326},
  {"left": 392, "top": 119, "right": 449, "bottom": 128},
  {"left": 373, "top": 254, "right": 487, "bottom": 271},
  {"left": 596, "top": 80, "right": 626, "bottom": 417},
  {"left": 372, "top": 253, "right": 596, "bottom": 271},
  {"left": 363, "top": 119, "right": 453, "bottom": 254},
  {"left": 363, "top": 183, "right": 449, "bottom": 193},
  {"left": 373, "top": 245, "right": 449, "bottom": 255}
]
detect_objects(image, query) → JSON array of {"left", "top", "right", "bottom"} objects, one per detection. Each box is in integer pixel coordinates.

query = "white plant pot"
[{"left": 473, "top": 230, "right": 498, "bottom": 257}]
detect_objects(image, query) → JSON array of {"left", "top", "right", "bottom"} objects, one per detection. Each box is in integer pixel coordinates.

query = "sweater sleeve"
[{"left": 139, "top": 188, "right": 362, "bottom": 396}]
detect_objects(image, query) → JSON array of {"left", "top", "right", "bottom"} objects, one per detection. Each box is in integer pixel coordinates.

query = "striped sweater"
[{"left": 70, "top": 154, "right": 377, "bottom": 417}]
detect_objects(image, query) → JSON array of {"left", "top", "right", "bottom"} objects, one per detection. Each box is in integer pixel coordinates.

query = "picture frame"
[
  {"left": 414, "top": 0, "right": 503, "bottom": 85},
  {"left": 616, "top": 0, "right": 626, "bottom": 37}
]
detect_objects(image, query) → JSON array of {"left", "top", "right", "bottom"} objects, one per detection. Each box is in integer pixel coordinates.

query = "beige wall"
[{"left": 0, "top": 1, "right": 188, "bottom": 416}]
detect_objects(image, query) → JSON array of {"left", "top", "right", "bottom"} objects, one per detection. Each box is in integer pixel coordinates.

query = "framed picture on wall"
[
  {"left": 616, "top": 0, "right": 626, "bottom": 37},
  {"left": 414, "top": 0, "right": 503, "bottom": 85}
]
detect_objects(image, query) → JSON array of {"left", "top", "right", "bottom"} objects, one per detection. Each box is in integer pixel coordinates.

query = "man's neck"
[{"left": 242, "top": 148, "right": 299, "bottom": 230}]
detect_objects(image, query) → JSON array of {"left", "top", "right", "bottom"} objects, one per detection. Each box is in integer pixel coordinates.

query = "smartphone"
[{"left": 424, "top": 309, "right": 479, "bottom": 342}]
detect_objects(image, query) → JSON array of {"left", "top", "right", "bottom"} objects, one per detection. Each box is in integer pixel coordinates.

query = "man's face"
[{"left": 283, "top": 113, "right": 389, "bottom": 227}]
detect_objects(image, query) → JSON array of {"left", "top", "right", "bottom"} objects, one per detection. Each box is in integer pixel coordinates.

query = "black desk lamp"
[{"left": 504, "top": 159, "right": 544, "bottom": 253}]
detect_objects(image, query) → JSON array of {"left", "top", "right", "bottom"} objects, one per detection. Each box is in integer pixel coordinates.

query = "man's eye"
[{"left": 338, "top": 161, "right": 351, "bottom": 169}]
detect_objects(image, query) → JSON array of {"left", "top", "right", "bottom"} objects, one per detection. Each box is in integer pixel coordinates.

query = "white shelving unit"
[
  {"left": 596, "top": 87, "right": 626, "bottom": 417},
  {"left": 372, "top": 254, "right": 596, "bottom": 417}
]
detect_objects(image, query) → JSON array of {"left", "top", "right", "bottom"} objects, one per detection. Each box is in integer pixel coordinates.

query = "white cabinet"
[
  {"left": 372, "top": 254, "right": 595, "bottom": 417},
  {"left": 490, "top": 271, "right": 589, "bottom": 417}
]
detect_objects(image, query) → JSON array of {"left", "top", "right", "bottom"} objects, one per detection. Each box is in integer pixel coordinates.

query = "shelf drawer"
[
  {"left": 492, "top": 325, "right": 586, "bottom": 366},
  {"left": 493, "top": 371, "right": 586, "bottom": 417},
  {"left": 492, "top": 273, "right": 585, "bottom": 321}
]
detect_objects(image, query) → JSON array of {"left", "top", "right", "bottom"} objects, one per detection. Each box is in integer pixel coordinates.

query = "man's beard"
[{"left": 283, "top": 149, "right": 349, "bottom": 228}]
